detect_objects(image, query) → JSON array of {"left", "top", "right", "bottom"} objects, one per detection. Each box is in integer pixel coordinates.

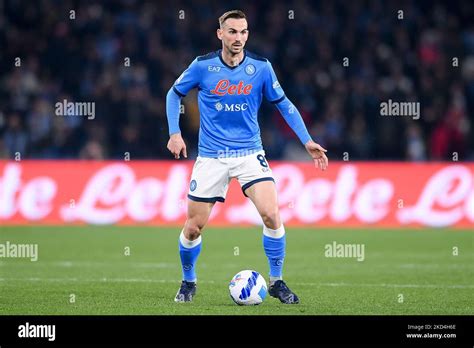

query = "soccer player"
[{"left": 166, "top": 10, "right": 328, "bottom": 304}]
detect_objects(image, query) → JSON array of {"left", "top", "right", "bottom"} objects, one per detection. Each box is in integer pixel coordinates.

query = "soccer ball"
[{"left": 229, "top": 270, "right": 267, "bottom": 305}]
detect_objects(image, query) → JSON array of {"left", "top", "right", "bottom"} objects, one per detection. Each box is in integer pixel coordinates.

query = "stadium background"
[
  {"left": 0, "top": 0, "right": 473, "bottom": 316},
  {"left": 1, "top": 0, "right": 474, "bottom": 161}
]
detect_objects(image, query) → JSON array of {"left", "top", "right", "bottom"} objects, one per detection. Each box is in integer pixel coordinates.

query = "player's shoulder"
[
  {"left": 197, "top": 50, "right": 220, "bottom": 62},
  {"left": 245, "top": 50, "right": 273, "bottom": 71},
  {"left": 245, "top": 50, "right": 269, "bottom": 63}
]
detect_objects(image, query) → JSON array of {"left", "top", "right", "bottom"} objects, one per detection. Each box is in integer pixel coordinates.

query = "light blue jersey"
[{"left": 167, "top": 49, "right": 312, "bottom": 158}]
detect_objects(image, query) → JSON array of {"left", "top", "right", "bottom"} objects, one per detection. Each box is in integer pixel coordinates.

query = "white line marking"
[
  {"left": 0, "top": 278, "right": 472, "bottom": 289},
  {"left": 0, "top": 261, "right": 207, "bottom": 268},
  {"left": 297, "top": 282, "right": 474, "bottom": 289}
]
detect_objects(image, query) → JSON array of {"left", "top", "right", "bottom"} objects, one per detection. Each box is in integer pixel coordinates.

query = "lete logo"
[
  {"left": 211, "top": 80, "right": 252, "bottom": 96},
  {"left": 0, "top": 162, "right": 473, "bottom": 227}
]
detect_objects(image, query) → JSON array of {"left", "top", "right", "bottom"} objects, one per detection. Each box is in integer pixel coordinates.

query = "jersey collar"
[{"left": 218, "top": 49, "right": 247, "bottom": 70}]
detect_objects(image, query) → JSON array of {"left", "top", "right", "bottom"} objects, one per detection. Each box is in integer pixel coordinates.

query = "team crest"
[{"left": 245, "top": 64, "right": 256, "bottom": 75}]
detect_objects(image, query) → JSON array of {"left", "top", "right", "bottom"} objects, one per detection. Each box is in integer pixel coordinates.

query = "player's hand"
[
  {"left": 167, "top": 133, "right": 187, "bottom": 159},
  {"left": 305, "top": 140, "right": 328, "bottom": 171}
]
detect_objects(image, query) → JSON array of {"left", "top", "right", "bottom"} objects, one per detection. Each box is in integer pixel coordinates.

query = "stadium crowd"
[{"left": 1, "top": 0, "right": 473, "bottom": 161}]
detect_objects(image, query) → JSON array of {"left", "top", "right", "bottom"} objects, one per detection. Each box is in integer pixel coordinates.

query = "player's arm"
[
  {"left": 274, "top": 97, "right": 328, "bottom": 170},
  {"left": 166, "top": 58, "right": 201, "bottom": 159},
  {"left": 166, "top": 89, "right": 187, "bottom": 159},
  {"left": 264, "top": 62, "right": 328, "bottom": 171}
]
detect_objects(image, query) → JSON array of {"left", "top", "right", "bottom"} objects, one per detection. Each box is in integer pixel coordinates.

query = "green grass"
[{"left": 0, "top": 226, "right": 472, "bottom": 315}]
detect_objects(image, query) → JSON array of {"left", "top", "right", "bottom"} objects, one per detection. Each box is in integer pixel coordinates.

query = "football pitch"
[{"left": 0, "top": 226, "right": 472, "bottom": 315}]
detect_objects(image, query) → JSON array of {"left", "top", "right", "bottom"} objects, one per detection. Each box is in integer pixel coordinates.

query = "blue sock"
[
  {"left": 178, "top": 230, "right": 202, "bottom": 282},
  {"left": 262, "top": 225, "right": 286, "bottom": 280}
]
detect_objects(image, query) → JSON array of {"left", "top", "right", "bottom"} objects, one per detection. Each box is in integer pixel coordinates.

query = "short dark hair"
[{"left": 218, "top": 10, "right": 246, "bottom": 27}]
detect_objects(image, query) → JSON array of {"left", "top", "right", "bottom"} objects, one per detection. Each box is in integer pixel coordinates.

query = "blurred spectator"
[
  {"left": 79, "top": 140, "right": 106, "bottom": 160},
  {"left": 347, "top": 113, "right": 371, "bottom": 159},
  {"left": 113, "top": 124, "right": 146, "bottom": 159},
  {"left": 3, "top": 112, "right": 28, "bottom": 158},
  {"left": 406, "top": 124, "right": 426, "bottom": 161},
  {"left": 0, "top": 139, "right": 9, "bottom": 159}
]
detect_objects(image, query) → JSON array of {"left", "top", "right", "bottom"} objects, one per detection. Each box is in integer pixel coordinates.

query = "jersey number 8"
[{"left": 257, "top": 154, "right": 268, "bottom": 168}]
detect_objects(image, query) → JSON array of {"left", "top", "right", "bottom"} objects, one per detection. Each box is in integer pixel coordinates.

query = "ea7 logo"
[
  {"left": 208, "top": 66, "right": 221, "bottom": 72},
  {"left": 18, "top": 322, "right": 56, "bottom": 341}
]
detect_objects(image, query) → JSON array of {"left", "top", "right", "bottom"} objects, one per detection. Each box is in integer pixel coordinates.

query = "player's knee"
[
  {"left": 260, "top": 207, "right": 280, "bottom": 229},
  {"left": 184, "top": 220, "right": 205, "bottom": 240}
]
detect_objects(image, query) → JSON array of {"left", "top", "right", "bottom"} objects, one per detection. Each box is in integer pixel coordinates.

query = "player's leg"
[
  {"left": 237, "top": 151, "right": 299, "bottom": 304},
  {"left": 245, "top": 181, "right": 299, "bottom": 304},
  {"left": 175, "top": 200, "right": 214, "bottom": 302},
  {"left": 175, "top": 156, "right": 230, "bottom": 303},
  {"left": 179, "top": 200, "right": 214, "bottom": 281}
]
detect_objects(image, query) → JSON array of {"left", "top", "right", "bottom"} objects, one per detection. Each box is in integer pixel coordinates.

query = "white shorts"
[{"left": 188, "top": 150, "right": 274, "bottom": 203}]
